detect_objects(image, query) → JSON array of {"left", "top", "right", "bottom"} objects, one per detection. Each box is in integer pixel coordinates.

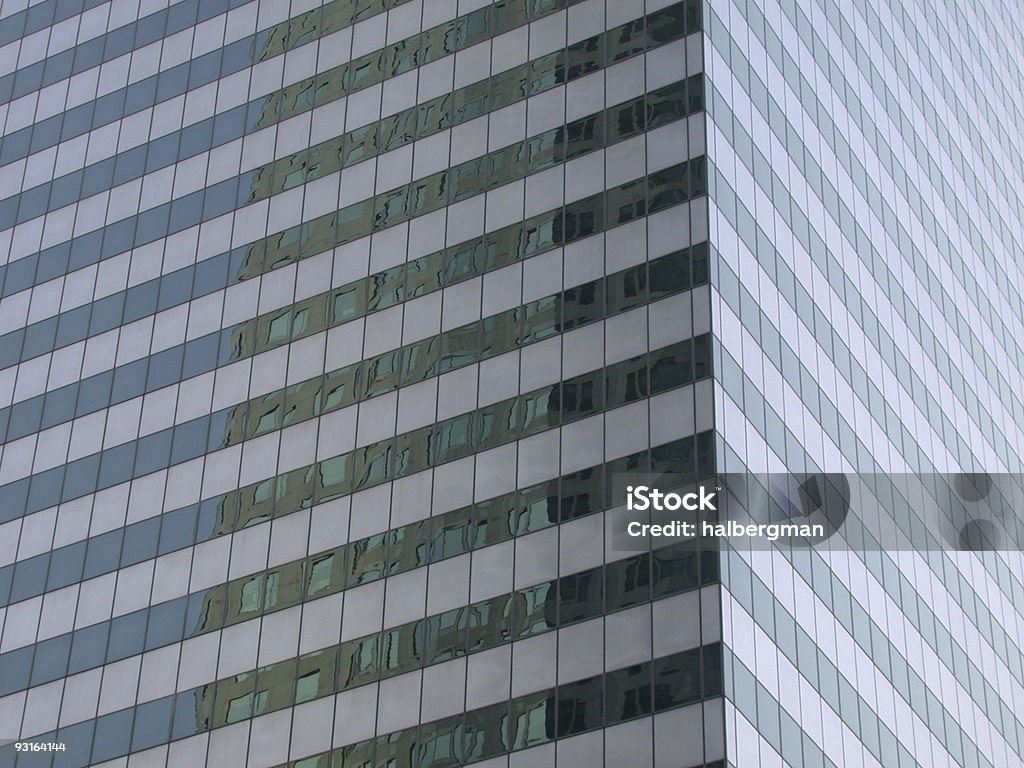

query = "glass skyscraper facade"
[
  {"left": 704, "top": 0, "right": 1024, "bottom": 765},
  {"left": 0, "top": 0, "right": 1021, "bottom": 767},
  {"left": 0, "top": 0, "right": 723, "bottom": 766}
]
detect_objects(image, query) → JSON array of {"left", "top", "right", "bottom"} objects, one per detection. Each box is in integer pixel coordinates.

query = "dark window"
[
  {"left": 606, "top": 662, "right": 653, "bottom": 723},
  {"left": 653, "top": 648, "right": 702, "bottom": 709},
  {"left": 556, "top": 674, "right": 603, "bottom": 736}
]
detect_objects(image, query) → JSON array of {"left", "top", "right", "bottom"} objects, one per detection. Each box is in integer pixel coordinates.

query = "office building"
[
  {"left": 704, "top": 0, "right": 1024, "bottom": 764},
  {"left": 2, "top": 0, "right": 1023, "bottom": 765},
  {"left": 0, "top": 0, "right": 720, "bottom": 766}
]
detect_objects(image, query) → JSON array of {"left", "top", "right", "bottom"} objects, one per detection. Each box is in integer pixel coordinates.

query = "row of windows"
[
  {"left": 284, "top": 644, "right": 722, "bottom": 768},
  {"left": 0, "top": 0, "right": 572, "bottom": 234},
  {"left": 31, "top": 537, "right": 718, "bottom": 765},
  {"left": 707, "top": 97, "right": 1024, "bottom": 612},
  {"left": 711, "top": 276, "right": 1024, "bottom": 727},
  {"left": 1, "top": 0, "right": 250, "bottom": 103},
  {"left": 723, "top": 543, "right": 1001, "bottom": 768},
  {"left": 707, "top": 3, "right": 1024, "bottom": 466},
  {"left": 0, "top": 430, "right": 712, "bottom": 699},
  {"left": 0, "top": 0, "right": 101, "bottom": 48},
  {"left": 0, "top": 0, "right": 420, "bottom": 168},
  {"left": 0, "top": 243, "right": 709, "bottom": 608},
  {"left": 13, "top": 598, "right": 721, "bottom": 768},
  {"left": 0, "top": 72, "right": 704, "bottom": 371},
  {"left": 0, "top": 0, "right": 697, "bottom": 296},
  {"left": 706, "top": 11, "right": 1024, "bottom": 677},
  {"left": 0, "top": 345, "right": 714, "bottom": 693},
  {"left": 0, "top": 158, "right": 708, "bottom": 516},
  {"left": 241, "top": 11, "right": 700, "bottom": 279}
]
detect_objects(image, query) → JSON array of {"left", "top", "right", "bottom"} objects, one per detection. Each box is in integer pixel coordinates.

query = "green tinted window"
[
  {"left": 338, "top": 635, "right": 379, "bottom": 688},
  {"left": 606, "top": 554, "right": 651, "bottom": 612},
  {"left": 431, "top": 506, "right": 473, "bottom": 561},
  {"left": 348, "top": 533, "right": 387, "bottom": 586},
  {"left": 606, "top": 662, "right": 653, "bottom": 722},
  {"left": 559, "top": 569, "right": 603, "bottom": 625},
  {"left": 556, "top": 675, "right": 604, "bottom": 736},
  {"left": 509, "top": 691, "right": 552, "bottom": 750}
]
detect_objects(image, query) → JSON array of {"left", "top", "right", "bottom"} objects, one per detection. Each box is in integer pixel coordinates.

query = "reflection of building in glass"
[
  {"left": 0, "top": 1, "right": 719, "bottom": 766},
  {"left": 3, "top": 0, "right": 1019, "bottom": 765}
]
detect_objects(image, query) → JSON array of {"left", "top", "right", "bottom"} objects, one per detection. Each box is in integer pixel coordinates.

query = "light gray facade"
[{"left": 704, "top": 0, "right": 1024, "bottom": 764}]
